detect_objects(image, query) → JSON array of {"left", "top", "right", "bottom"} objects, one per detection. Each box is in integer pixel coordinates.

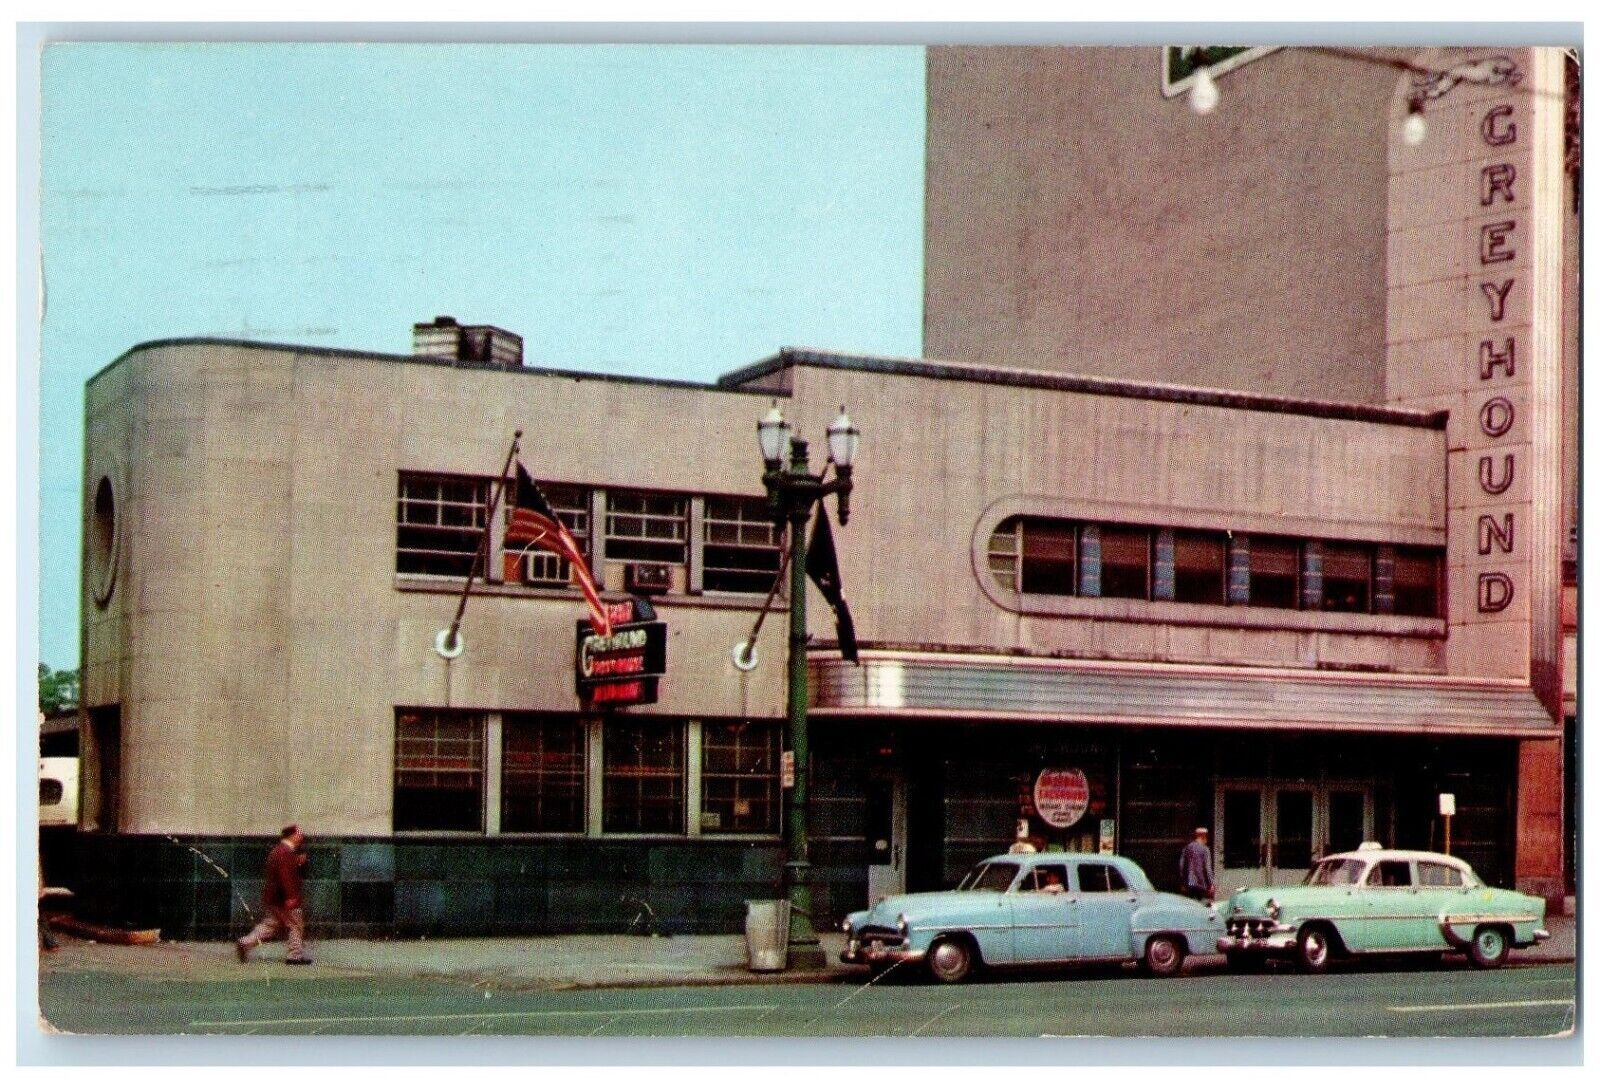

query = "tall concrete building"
[
  {"left": 67, "top": 45, "right": 1577, "bottom": 937},
  {"left": 924, "top": 45, "right": 1578, "bottom": 903}
]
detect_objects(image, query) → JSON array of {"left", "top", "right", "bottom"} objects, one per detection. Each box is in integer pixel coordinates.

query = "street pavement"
[
  {"left": 35, "top": 915, "right": 1577, "bottom": 1039},
  {"left": 38, "top": 955, "right": 1576, "bottom": 1038}
]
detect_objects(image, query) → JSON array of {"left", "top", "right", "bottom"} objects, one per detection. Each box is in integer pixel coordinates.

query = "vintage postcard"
[{"left": 31, "top": 36, "right": 1578, "bottom": 1048}]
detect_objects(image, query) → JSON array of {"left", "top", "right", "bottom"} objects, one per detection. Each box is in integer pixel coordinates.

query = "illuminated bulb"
[
  {"left": 1189, "top": 68, "right": 1219, "bottom": 115},
  {"left": 1402, "top": 106, "right": 1428, "bottom": 146}
]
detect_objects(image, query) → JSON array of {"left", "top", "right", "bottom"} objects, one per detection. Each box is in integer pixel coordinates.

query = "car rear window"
[
  {"left": 1369, "top": 860, "right": 1413, "bottom": 887},
  {"left": 1417, "top": 861, "right": 1465, "bottom": 887},
  {"left": 1076, "top": 863, "right": 1129, "bottom": 892}
]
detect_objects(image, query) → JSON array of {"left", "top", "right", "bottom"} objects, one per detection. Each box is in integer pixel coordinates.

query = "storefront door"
[
  {"left": 1216, "top": 780, "right": 1372, "bottom": 895},
  {"left": 865, "top": 772, "right": 907, "bottom": 905}
]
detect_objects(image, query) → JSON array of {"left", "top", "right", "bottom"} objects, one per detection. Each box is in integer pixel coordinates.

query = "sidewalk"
[{"left": 40, "top": 913, "right": 1573, "bottom": 991}]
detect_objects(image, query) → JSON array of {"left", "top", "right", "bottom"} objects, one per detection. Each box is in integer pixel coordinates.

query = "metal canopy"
[{"left": 809, "top": 652, "right": 1558, "bottom": 737}]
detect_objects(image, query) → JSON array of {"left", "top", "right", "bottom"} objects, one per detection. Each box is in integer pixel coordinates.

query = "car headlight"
[
  {"left": 896, "top": 913, "right": 910, "bottom": 935},
  {"left": 1266, "top": 898, "right": 1280, "bottom": 920},
  {"left": 842, "top": 919, "right": 853, "bottom": 935}
]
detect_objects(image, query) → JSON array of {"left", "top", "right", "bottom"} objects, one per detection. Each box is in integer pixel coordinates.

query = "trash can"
[{"left": 745, "top": 899, "right": 791, "bottom": 972}]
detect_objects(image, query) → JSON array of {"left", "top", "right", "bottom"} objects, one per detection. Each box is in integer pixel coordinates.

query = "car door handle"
[{"left": 1126, "top": 896, "right": 1139, "bottom": 903}]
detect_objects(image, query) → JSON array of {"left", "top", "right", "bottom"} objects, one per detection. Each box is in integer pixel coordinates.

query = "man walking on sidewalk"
[
  {"left": 236, "top": 824, "right": 312, "bottom": 965},
  {"left": 1179, "top": 826, "right": 1215, "bottom": 902}
]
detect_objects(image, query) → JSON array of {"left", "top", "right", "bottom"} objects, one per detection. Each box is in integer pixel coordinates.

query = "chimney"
[{"left": 412, "top": 315, "right": 524, "bottom": 369}]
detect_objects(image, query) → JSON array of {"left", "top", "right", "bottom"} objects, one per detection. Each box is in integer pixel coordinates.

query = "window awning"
[{"left": 808, "top": 651, "right": 1558, "bottom": 737}]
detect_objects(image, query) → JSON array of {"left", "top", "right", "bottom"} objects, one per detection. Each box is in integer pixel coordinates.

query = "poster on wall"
[{"left": 1033, "top": 768, "right": 1091, "bottom": 829}]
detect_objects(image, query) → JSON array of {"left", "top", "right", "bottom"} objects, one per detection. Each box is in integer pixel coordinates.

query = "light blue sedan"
[{"left": 840, "top": 852, "right": 1223, "bottom": 983}]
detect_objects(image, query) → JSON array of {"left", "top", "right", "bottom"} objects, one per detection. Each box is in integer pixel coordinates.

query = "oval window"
[{"left": 90, "top": 476, "right": 118, "bottom": 607}]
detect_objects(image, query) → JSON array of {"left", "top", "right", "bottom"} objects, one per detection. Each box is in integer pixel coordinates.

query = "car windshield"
[
  {"left": 1304, "top": 858, "right": 1368, "bottom": 885},
  {"left": 956, "top": 862, "right": 1021, "bottom": 892}
]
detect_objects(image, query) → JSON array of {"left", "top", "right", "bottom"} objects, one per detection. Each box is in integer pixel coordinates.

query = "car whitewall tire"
[
  {"left": 1143, "top": 935, "right": 1185, "bottom": 978},
  {"left": 927, "top": 937, "right": 973, "bottom": 984},
  {"left": 1468, "top": 925, "right": 1510, "bottom": 969},
  {"left": 1295, "top": 924, "right": 1333, "bottom": 974}
]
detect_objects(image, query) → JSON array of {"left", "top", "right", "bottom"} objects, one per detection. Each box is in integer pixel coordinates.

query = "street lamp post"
[{"left": 758, "top": 404, "right": 859, "bottom": 970}]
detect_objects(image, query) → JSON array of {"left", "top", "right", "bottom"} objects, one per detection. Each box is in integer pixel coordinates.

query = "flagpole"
[{"left": 441, "top": 430, "right": 522, "bottom": 656}]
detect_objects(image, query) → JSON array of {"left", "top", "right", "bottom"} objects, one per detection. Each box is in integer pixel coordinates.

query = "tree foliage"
[{"left": 38, "top": 663, "right": 80, "bottom": 715}]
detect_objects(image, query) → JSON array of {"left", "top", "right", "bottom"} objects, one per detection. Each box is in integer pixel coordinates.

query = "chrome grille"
[{"left": 1227, "top": 918, "right": 1275, "bottom": 939}]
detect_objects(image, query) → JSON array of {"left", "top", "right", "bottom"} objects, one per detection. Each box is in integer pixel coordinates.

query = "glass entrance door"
[
  {"left": 1215, "top": 781, "right": 1372, "bottom": 896},
  {"left": 865, "top": 773, "right": 907, "bottom": 905}
]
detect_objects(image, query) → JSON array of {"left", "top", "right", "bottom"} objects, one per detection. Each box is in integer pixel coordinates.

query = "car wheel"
[
  {"left": 1225, "top": 951, "right": 1266, "bottom": 973},
  {"left": 927, "top": 936, "right": 974, "bottom": 984},
  {"left": 1143, "top": 935, "right": 1185, "bottom": 978},
  {"left": 1468, "top": 925, "right": 1510, "bottom": 969},
  {"left": 1295, "top": 924, "right": 1334, "bottom": 974}
]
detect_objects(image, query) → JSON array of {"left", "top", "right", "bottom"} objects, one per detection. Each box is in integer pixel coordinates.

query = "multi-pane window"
[
  {"left": 605, "top": 491, "right": 688, "bottom": 565},
  {"left": 602, "top": 720, "right": 685, "bottom": 834},
  {"left": 986, "top": 516, "right": 1442, "bottom": 620},
  {"left": 1249, "top": 537, "right": 1301, "bottom": 609},
  {"left": 700, "top": 720, "right": 780, "bottom": 834},
  {"left": 397, "top": 473, "right": 490, "bottom": 577},
  {"left": 501, "top": 715, "right": 586, "bottom": 833},
  {"left": 988, "top": 517, "right": 1077, "bottom": 596},
  {"left": 988, "top": 519, "right": 1021, "bottom": 592},
  {"left": 514, "top": 483, "right": 591, "bottom": 586},
  {"left": 703, "top": 496, "right": 782, "bottom": 594},
  {"left": 1321, "top": 542, "right": 1374, "bottom": 613},
  {"left": 394, "top": 710, "right": 484, "bottom": 832},
  {"left": 1099, "top": 525, "right": 1152, "bottom": 600},
  {"left": 1393, "top": 546, "right": 1443, "bottom": 618},
  {"left": 1173, "top": 531, "right": 1228, "bottom": 605}
]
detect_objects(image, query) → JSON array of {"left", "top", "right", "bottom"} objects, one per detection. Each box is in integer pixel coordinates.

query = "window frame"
[
  {"left": 1172, "top": 529, "right": 1229, "bottom": 605},
  {"left": 396, "top": 472, "right": 492, "bottom": 579},
  {"left": 1098, "top": 524, "right": 1153, "bottom": 601},
  {"left": 698, "top": 719, "right": 782, "bottom": 836},
  {"left": 701, "top": 495, "right": 783, "bottom": 596},
  {"left": 1321, "top": 541, "right": 1375, "bottom": 614},
  {"left": 511, "top": 482, "right": 592, "bottom": 588},
  {"left": 601, "top": 718, "right": 688, "bottom": 835},
  {"left": 1248, "top": 536, "right": 1302, "bottom": 610},
  {"left": 393, "top": 708, "right": 486, "bottom": 833},
  {"left": 499, "top": 713, "right": 588, "bottom": 835},
  {"left": 604, "top": 489, "right": 690, "bottom": 567},
  {"left": 1392, "top": 545, "right": 1444, "bottom": 618}
]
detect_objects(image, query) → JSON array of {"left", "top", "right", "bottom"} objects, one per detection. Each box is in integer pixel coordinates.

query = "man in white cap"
[{"left": 1179, "top": 826, "right": 1215, "bottom": 901}]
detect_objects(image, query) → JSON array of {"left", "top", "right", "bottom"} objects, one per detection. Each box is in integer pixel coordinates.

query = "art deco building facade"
[{"left": 67, "top": 44, "right": 1576, "bottom": 936}]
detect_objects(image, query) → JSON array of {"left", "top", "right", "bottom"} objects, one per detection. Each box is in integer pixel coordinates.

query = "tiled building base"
[{"left": 60, "top": 835, "right": 863, "bottom": 941}]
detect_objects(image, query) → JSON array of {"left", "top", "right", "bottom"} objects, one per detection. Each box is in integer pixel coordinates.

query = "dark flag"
[
  {"left": 806, "top": 505, "right": 859, "bottom": 663},
  {"left": 506, "top": 461, "right": 610, "bottom": 636}
]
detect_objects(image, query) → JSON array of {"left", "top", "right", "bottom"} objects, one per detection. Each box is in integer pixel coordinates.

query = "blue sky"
[{"left": 38, "top": 43, "right": 926, "bottom": 668}]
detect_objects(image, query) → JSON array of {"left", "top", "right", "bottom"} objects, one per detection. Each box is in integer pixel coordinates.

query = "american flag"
[{"left": 506, "top": 461, "right": 610, "bottom": 636}]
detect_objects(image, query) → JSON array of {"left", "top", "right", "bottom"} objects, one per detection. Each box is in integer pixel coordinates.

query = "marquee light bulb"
[
  {"left": 1402, "top": 106, "right": 1428, "bottom": 146},
  {"left": 1189, "top": 68, "right": 1219, "bottom": 115}
]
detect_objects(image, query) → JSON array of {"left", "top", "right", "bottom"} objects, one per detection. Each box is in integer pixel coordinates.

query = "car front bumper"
[
  {"left": 1217, "top": 924, "right": 1299, "bottom": 955},
  {"left": 840, "top": 937, "right": 926, "bottom": 966}
]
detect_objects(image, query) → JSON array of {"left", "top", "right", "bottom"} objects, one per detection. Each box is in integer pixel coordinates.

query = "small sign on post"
[
  {"left": 1439, "top": 792, "right": 1456, "bottom": 855},
  {"left": 780, "top": 750, "right": 796, "bottom": 789}
]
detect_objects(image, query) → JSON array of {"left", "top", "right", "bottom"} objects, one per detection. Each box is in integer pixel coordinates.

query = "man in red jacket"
[{"left": 235, "top": 824, "right": 312, "bottom": 965}]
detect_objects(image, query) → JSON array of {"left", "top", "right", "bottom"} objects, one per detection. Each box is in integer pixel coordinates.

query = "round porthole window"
[{"left": 90, "top": 476, "right": 118, "bottom": 607}]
